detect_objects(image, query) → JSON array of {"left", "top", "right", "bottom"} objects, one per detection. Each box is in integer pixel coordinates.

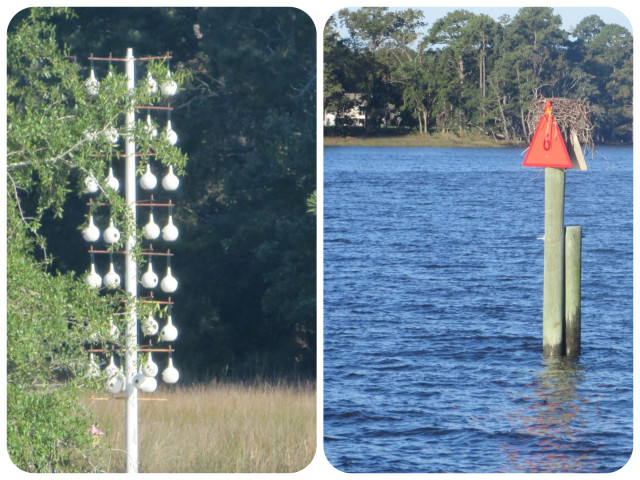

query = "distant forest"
[{"left": 324, "top": 7, "right": 632, "bottom": 143}]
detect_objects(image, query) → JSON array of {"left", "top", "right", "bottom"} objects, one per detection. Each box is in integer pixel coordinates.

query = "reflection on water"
[{"left": 500, "top": 357, "right": 597, "bottom": 472}]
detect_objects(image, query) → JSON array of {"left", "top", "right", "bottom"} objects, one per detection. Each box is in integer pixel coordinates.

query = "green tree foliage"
[
  {"left": 6, "top": 9, "right": 115, "bottom": 471},
  {"left": 582, "top": 23, "right": 633, "bottom": 141},
  {"left": 325, "top": 7, "right": 632, "bottom": 143},
  {"left": 324, "top": 17, "right": 348, "bottom": 121},
  {"left": 6, "top": 209, "right": 117, "bottom": 472},
  {"left": 336, "top": 8, "right": 426, "bottom": 130},
  {"left": 173, "top": 8, "right": 316, "bottom": 379}
]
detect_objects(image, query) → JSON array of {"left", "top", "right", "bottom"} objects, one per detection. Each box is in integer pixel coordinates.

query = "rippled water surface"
[{"left": 323, "top": 146, "right": 633, "bottom": 473}]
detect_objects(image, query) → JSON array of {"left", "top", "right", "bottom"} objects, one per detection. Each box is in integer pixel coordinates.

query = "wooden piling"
[
  {"left": 543, "top": 167, "right": 566, "bottom": 356},
  {"left": 564, "top": 226, "right": 582, "bottom": 356}
]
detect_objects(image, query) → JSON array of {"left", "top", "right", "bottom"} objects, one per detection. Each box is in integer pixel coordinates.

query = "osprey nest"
[{"left": 526, "top": 98, "right": 595, "bottom": 151}]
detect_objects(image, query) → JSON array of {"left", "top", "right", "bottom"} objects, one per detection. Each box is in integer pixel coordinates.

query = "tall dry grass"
[{"left": 85, "top": 381, "right": 315, "bottom": 473}]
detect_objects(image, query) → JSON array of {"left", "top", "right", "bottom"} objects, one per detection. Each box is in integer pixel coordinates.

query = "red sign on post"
[{"left": 523, "top": 101, "right": 572, "bottom": 168}]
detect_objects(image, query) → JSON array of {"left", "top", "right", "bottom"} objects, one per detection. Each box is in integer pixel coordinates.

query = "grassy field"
[
  {"left": 85, "top": 381, "right": 316, "bottom": 473},
  {"left": 324, "top": 131, "right": 519, "bottom": 148}
]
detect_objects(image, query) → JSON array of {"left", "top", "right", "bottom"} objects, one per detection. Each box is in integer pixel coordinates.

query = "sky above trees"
[{"left": 332, "top": 7, "right": 633, "bottom": 42}]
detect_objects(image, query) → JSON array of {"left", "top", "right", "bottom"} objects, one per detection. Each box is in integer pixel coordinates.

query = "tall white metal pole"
[{"left": 123, "top": 47, "right": 139, "bottom": 473}]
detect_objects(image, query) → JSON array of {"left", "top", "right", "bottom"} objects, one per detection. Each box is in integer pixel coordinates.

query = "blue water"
[{"left": 323, "top": 146, "right": 633, "bottom": 473}]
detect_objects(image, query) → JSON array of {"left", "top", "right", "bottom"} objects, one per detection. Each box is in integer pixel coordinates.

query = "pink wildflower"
[{"left": 90, "top": 424, "right": 105, "bottom": 436}]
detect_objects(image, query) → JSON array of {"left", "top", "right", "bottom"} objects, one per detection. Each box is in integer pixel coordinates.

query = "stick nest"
[{"left": 527, "top": 98, "right": 594, "bottom": 150}]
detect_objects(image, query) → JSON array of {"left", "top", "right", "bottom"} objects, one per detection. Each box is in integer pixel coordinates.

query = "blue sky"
[
  {"left": 416, "top": 7, "right": 632, "bottom": 32},
  {"left": 335, "top": 6, "right": 633, "bottom": 37}
]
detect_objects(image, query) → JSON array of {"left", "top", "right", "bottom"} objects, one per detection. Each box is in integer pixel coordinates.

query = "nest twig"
[{"left": 526, "top": 97, "right": 594, "bottom": 151}]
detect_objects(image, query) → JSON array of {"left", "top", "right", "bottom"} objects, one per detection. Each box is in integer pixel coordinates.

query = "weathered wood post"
[
  {"left": 523, "top": 100, "right": 574, "bottom": 357},
  {"left": 542, "top": 167, "right": 566, "bottom": 356},
  {"left": 564, "top": 225, "right": 582, "bottom": 356}
]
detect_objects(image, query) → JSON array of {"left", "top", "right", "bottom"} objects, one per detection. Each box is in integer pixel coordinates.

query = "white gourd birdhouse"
[
  {"left": 88, "top": 353, "right": 101, "bottom": 378},
  {"left": 85, "top": 68, "right": 99, "bottom": 96},
  {"left": 103, "top": 219, "right": 121, "bottom": 244},
  {"left": 141, "top": 261, "right": 159, "bottom": 289},
  {"left": 106, "top": 373, "right": 125, "bottom": 393},
  {"left": 82, "top": 215, "right": 100, "bottom": 242},
  {"left": 146, "top": 71, "right": 158, "bottom": 94},
  {"left": 142, "top": 352, "right": 159, "bottom": 377},
  {"left": 105, "top": 355, "right": 119, "bottom": 378},
  {"left": 160, "top": 315, "right": 178, "bottom": 342},
  {"left": 160, "top": 71, "right": 178, "bottom": 97},
  {"left": 84, "top": 174, "right": 99, "bottom": 194},
  {"left": 85, "top": 263, "right": 102, "bottom": 288},
  {"left": 89, "top": 329, "right": 100, "bottom": 343},
  {"left": 105, "top": 167, "right": 120, "bottom": 191},
  {"left": 160, "top": 266, "right": 178, "bottom": 293},
  {"left": 132, "top": 371, "right": 147, "bottom": 389},
  {"left": 140, "top": 163, "right": 157, "bottom": 190},
  {"left": 103, "top": 262, "right": 121, "bottom": 289},
  {"left": 143, "top": 212, "right": 160, "bottom": 240},
  {"left": 162, "top": 166, "right": 180, "bottom": 191},
  {"left": 143, "top": 114, "right": 158, "bottom": 139},
  {"left": 104, "top": 126, "right": 119, "bottom": 144},
  {"left": 142, "top": 313, "right": 159, "bottom": 336},
  {"left": 84, "top": 129, "right": 98, "bottom": 142},
  {"left": 162, "top": 215, "right": 179, "bottom": 242},
  {"left": 109, "top": 319, "right": 120, "bottom": 340},
  {"left": 162, "top": 357, "right": 179, "bottom": 384},
  {"left": 140, "top": 376, "right": 158, "bottom": 392},
  {"left": 165, "top": 120, "right": 178, "bottom": 145}
]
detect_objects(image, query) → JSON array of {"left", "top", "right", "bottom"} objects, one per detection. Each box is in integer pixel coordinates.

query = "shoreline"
[
  {"left": 323, "top": 132, "right": 523, "bottom": 148},
  {"left": 323, "top": 134, "right": 632, "bottom": 149}
]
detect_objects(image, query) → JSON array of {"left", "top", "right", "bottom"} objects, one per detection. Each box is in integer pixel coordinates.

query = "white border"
[{"left": 2, "top": 2, "right": 639, "bottom": 479}]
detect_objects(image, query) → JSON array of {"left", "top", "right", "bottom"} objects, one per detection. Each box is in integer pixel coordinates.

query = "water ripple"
[{"left": 324, "top": 146, "right": 633, "bottom": 473}]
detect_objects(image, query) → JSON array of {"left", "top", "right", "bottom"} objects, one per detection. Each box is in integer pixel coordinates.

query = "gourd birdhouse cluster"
[{"left": 82, "top": 51, "right": 182, "bottom": 394}]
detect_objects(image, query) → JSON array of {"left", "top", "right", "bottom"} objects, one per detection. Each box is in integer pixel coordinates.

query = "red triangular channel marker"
[{"left": 523, "top": 102, "right": 572, "bottom": 168}]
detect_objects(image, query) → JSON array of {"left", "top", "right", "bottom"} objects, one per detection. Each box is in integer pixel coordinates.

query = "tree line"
[{"left": 324, "top": 7, "right": 632, "bottom": 143}]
